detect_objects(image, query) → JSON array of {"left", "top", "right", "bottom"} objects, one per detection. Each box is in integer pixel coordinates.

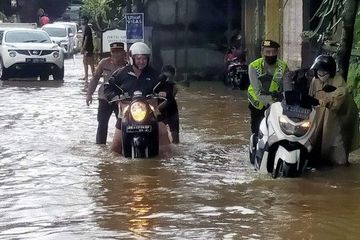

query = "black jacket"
[{"left": 104, "top": 65, "right": 160, "bottom": 101}]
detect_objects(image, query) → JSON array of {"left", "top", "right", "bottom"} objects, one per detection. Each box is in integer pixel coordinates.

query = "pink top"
[{"left": 39, "top": 16, "right": 49, "bottom": 26}]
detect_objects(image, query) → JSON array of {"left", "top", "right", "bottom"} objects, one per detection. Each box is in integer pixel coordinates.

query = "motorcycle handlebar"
[
  {"left": 109, "top": 93, "right": 167, "bottom": 103},
  {"left": 146, "top": 93, "right": 167, "bottom": 101}
]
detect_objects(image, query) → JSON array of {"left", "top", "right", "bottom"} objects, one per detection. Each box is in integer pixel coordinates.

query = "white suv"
[
  {"left": 0, "top": 28, "right": 64, "bottom": 80},
  {"left": 42, "top": 23, "right": 75, "bottom": 58},
  {"left": 53, "top": 21, "right": 79, "bottom": 53}
]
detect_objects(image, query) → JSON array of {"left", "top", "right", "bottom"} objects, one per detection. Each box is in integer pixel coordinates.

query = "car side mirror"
[{"left": 69, "top": 33, "right": 74, "bottom": 37}]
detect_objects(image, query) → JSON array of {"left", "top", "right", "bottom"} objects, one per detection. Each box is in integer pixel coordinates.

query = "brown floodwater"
[{"left": 1, "top": 55, "right": 360, "bottom": 239}]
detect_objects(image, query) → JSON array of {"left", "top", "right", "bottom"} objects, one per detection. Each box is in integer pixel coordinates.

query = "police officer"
[
  {"left": 104, "top": 42, "right": 169, "bottom": 153},
  {"left": 86, "top": 42, "right": 127, "bottom": 144},
  {"left": 248, "top": 40, "right": 288, "bottom": 137}
]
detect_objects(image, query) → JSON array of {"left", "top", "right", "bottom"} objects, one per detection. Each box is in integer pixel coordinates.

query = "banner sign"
[
  {"left": 102, "top": 29, "right": 127, "bottom": 53},
  {"left": 125, "top": 13, "right": 144, "bottom": 43}
]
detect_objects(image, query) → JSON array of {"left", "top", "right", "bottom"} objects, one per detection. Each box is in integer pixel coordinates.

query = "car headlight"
[
  {"left": 279, "top": 116, "right": 311, "bottom": 137},
  {"left": 9, "top": 51, "right": 17, "bottom": 57},
  {"left": 53, "top": 51, "right": 60, "bottom": 58},
  {"left": 130, "top": 101, "right": 147, "bottom": 122}
]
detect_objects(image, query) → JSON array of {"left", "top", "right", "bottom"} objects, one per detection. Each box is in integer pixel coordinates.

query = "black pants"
[
  {"left": 158, "top": 100, "right": 180, "bottom": 144},
  {"left": 248, "top": 104, "right": 266, "bottom": 136},
  {"left": 162, "top": 111, "right": 180, "bottom": 144},
  {"left": 96, "top": 99, "right": 119, "bottom": 144}
]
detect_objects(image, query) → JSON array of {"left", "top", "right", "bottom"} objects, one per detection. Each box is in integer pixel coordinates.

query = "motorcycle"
[
  {"left": 110, "top": 82, "right": 170, "bottom": 158},
  {"left": 249, "top": 85, "right": 336, "bottom": 178},
  {"left": 226, "top": 57, "right": 249, "bottom": 90}
]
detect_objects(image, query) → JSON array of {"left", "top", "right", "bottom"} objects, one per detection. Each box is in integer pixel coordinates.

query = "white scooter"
[{"left": 249, "top": 90, "right": 325, "bottom": 178}]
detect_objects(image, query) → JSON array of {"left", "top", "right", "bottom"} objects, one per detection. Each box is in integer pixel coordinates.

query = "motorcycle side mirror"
[
  {"left": 114, "top": 83, "right": 125, "bottom": 94},
  {"left": 153, "top": 74, "right": 167, "bottom": 93},
  {"left": 158, "top": 73, "right": 167, "bottom": 83},
  {"left": 322, "top": 85, "right": 337, "bottom": 93}
]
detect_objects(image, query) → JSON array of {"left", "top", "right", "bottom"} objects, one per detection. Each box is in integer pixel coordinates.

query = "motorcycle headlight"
[
  {"left": 279, "top": 116, "right": 311, "bottom": 137},
  {"left": 130, "top": 101, "right": 147, "bottom": 122}
]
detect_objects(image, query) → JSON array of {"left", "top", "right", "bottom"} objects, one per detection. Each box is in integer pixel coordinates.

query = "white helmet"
[
  {"left": 129, "top": 42, "right": 151, "bottom": 56},
  {"left": 129, "top": 42, "right": 151, "bottom": 67}
]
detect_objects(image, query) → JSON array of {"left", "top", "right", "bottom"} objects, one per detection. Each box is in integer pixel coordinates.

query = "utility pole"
[
  {"left": 227, "top": 0, "right": 232, "bottom": 46},
  {"left": 184, "top": 0, "right": 189, "bottom": 86},
  {"left": 337, "top": 0, "right": 359, "bottom": 80},
  {"left": 174, "top": 0, "right": 179, "bottom": 72}
]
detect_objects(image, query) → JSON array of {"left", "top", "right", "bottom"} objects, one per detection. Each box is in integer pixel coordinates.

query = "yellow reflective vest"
[{"left": 247, "top": 58, "right": 287, "bottom": 110}]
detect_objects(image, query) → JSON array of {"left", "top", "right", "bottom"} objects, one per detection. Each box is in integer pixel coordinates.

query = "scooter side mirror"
[{"left": 322, "top": 85, "right": 337, "bottom": 93}]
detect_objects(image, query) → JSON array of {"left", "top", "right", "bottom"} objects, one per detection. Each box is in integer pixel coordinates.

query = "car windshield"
[
  {"left": 5, "top": 31, "right": 51, "bottom": 43},
  {"left": 43, "top": 27, "right": 67, "bottom": 37}
]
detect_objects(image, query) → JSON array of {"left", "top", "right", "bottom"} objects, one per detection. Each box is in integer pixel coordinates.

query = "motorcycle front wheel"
[{"left": 272, "top": 159, "right": 298, "bottom": 178}]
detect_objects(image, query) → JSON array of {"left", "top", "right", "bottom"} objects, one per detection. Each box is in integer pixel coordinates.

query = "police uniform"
[
  {"left": 247, "top": 40, "right": 288, "bottom": 135},
  {"left": 87, "top": 42, "right": 126, "bottom": 144}
]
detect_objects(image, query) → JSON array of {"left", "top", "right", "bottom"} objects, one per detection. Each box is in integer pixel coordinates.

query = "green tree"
[
  {"left": 337, "top": 0, "right": 359, "bottom": 80},
  {"left": 0, "top": 11, "right": 7, "bottom": 22},
  {"left": 82, "top": 0, "right": 110, "bottom": 30},
  {"left": 82, "top": 0, "right": 127, "bottom": 30},
  {"left": 303, "top": 0, "right": 359, "bottom": 80}
]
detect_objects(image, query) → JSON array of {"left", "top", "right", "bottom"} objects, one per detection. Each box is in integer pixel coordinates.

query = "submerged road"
[{"left": 1, "top": 55, "right": 360, "bottom": 239}]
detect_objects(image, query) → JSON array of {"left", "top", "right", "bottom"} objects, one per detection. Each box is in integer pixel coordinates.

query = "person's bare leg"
[
  {"left": 83, "top": 57, "right": 89, "bottom": 82},
  {"left": 159, "top": 122, "right": 171, "bottom": 145},
  {"left": 111, "top": 128, "right": 123, "bottom": 154},
  {"left": 90, "top": 62, "right": 95, "bottom": 78},
  {"left": 87, "top": 56, "right": 95, "bottom": 78}
]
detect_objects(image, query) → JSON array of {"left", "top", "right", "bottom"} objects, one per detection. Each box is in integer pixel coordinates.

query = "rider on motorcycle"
[
  {"left": 104, "top": 42, "right": 172, "bottom": 153},
  {"left": 309, "top": 55, "right": 360, "bottom": 165}
]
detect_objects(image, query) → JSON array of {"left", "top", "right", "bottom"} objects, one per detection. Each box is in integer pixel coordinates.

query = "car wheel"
[
  {"left": 40, "top": 73, "right": 49, "bottom": 81},
  {"left": 53, "top": 67, "right": 64, "bottom": 80},
  {"left": 0, "top": 59, "right": 9, "bottom": 80}
]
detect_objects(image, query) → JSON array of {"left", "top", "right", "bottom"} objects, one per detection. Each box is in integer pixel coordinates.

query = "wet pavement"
[{"left": 1, "top": 55, "right": 360, "bottom": 239}]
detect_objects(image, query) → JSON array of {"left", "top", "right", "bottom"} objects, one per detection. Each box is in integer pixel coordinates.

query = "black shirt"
[
  {"left": 82, "top": 25, "right": 93, "bottom": 52},
  {"left": 104, "top": 65, "right": 160, "bottom": 100}
]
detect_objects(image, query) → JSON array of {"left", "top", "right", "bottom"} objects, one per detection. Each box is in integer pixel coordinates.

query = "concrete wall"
[{"left": 145, "top": 0, "right": 242, "bottom": 79}]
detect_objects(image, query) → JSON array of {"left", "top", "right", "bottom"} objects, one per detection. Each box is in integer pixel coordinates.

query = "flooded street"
[{"left": 1, "top": 55, "right": 360, "bottom": 239}]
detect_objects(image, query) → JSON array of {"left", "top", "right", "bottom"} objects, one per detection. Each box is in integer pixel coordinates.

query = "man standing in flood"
[
  {"left": 248, "top": 40, "right": 288, "bottom": 163},
  {"left": 86, "top": 42, "right": 127, "bottom": 144},
  {"left": 80, "top": 16, "right": 95, "bottom": 82}
]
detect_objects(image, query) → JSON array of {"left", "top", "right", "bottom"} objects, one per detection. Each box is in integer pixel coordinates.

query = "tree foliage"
[
  {"left": 0, "top": 11, "right": 7, "bottom": 22},
  {"left": 82, "top": 0, "right": 126, "bottom": 30},
  {"left": 302, "top": 0, "right": 346, "bottom": 40},
  {"left": 302, "top": 0, "right": 359, "bottom": 81}
]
